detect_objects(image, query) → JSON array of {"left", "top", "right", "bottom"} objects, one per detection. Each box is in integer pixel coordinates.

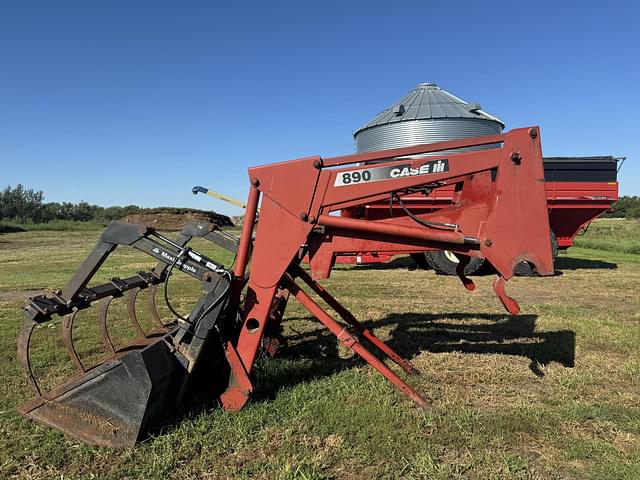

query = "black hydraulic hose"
[
  {"left": 162, "top": 212, "right": 257, "bottom": 331},
  {"left": 193, "top": 270, "right": 232, "bottom": 327},
  {"left": 391, "top": 191, "right": 459, "bottom": 231},
  {"left": 163, "top": 248, "right": 233, "bottom": 338},
  {"left": 163, "top": 250, "right": 191, "bottom": 323}
]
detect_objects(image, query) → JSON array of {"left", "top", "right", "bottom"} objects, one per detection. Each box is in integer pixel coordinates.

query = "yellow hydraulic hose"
[{"left": 192, "top": 186, "right": 247, "bottom": 209}]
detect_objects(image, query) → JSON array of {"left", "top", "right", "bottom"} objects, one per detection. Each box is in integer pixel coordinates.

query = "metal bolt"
[
  {"left": 299, "top": 212, "right": 308, "bottom": 221},
  {"left": 485, "top": 239, "right": 493, "bottom": 247},
  {"left": 313, "top": 159, "right": 322, "bottom": 169},
  {"left": 529, "top": 128, "right": 538, "bottom": 139},
  {"left": 251, "top": 178, "right": 260, "bottom": 187},
  {"left": 510, "top": 151, "right": 522, "bottom": 164}
]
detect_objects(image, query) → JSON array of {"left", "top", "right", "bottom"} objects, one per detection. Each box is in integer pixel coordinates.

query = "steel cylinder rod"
[{"left": 317, "top": 214, "right": 478, "bottom": 246}]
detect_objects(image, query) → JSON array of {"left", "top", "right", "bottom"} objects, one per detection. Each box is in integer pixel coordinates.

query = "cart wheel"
[
  {"left": 410, "top": 253, "right": 430, "bottom": 269},
  {"left": 514, "top": 230, "right": 558, "bottom": 276},
  {"left": 421, "top": 250, "right": 489, "bottom": 276}
]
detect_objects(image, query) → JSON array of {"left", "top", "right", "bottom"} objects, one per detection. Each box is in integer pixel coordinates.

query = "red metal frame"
[{"left": 218, "top": 127, "right": 555, "bottom": 410}]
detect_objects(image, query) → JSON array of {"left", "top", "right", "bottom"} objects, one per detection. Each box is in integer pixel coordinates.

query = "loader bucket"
[
  {"left": 18, "top": 221, "right": 238, "bottom": 447},
  {"left": 21, "top": 329, "right": 179, "bottom": 447},
  {"left": 19, "top": 325, "right": 230, "bottom": 447}
]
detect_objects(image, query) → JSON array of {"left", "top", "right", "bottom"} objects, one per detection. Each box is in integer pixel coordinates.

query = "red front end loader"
[{"left": 18, "top": 127, "right": 554, "bottom": 447}]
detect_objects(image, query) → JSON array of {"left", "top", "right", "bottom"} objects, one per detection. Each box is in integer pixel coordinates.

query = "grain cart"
[
  {"left": 339, "top": 156, "right": 620, "bottom": 274},
  {"left": 18, "top": 127, "right": 554, "bottom": 447}
]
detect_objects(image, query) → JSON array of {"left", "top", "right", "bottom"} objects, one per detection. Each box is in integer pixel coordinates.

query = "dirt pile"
[{"left": 122, "top": 210, "right": 233, "bottom": 230}]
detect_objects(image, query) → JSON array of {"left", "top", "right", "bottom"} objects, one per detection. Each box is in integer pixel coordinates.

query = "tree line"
[
  {"left": 1, "top": 184, "right": 639, "bottom": 223},
  {"left": 602, "top": 195, "right": 640, "bottom": 219},
  {"left": 0, "top": 184, "right": 212, "bottom": 223}
]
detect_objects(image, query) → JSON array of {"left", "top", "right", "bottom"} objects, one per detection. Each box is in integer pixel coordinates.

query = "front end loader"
[{"left": 18, "top": 127, "right": 554, "bottom": 447}]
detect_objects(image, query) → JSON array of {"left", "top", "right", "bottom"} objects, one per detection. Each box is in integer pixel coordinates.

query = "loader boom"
[
  {"left": 221, "top": 126, "right": 553, "bottom": 410},
  {"left": 18, "top": 126, "right": 553, "bottom": 446}
]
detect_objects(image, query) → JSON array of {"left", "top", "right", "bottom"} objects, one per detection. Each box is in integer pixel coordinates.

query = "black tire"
[
  {"left": 410, "top": 253, "right": 430, "bottom": 269},
  {"left": 514, "top": 230, "right": 558, "bottom": 276},
  {"left": 423, "top": 250, "right": 488, "bottom": 276}
]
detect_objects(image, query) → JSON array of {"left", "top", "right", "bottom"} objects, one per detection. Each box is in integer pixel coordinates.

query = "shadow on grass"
[
  {"left": 555, "top": 256, "right": 617, "bottom": 270},
  {"left": 375, "top": 313, "right": 575, "bottom": 376},
  {"left": 253, "top": 313, "right": 575, "bottom": 402}
]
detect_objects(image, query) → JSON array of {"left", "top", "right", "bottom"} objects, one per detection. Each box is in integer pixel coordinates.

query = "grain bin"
[
  {"left": 354, "top": 83, "right": 504, "bottom": 154},
  {"left": 353, "top": 83, "right": 504, "bottom": 274}
]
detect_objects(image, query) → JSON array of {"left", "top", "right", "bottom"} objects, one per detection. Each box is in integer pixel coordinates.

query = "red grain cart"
[{"left": 338, "top": 156, "right": 620, "bottom": 274}]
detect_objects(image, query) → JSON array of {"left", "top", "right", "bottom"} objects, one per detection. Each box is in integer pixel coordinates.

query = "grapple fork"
[{"left": 18, "top": 221, "right": 238, "bottom": 447}]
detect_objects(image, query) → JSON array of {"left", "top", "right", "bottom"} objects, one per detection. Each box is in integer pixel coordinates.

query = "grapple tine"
[
  {"left": 147, "top": 284, "right": 165, "bottom": 327},
  {"left": 127, "top": 288, "right": 147, "bottom": 338},
  {"left": 62, "top": 310, "right": 86, "bottom": 373},
  {"left": 17, "top": 317, "right": 41, "bottom": 396},
  {"left": 97, "top": 296, "right": 117, "bottom": 354}
]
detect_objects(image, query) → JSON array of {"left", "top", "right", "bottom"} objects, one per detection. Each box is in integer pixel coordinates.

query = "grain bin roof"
[{"left": 354, "top": 83, "right": 504, "bottom": 137}]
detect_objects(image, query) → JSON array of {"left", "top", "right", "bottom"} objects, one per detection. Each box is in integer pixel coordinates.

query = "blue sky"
[{"left": 1, "top": 1, "right": 638, "bottom": 216}]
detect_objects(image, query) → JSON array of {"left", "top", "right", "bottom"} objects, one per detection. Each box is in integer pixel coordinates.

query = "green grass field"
[{"left": 0, "top": 220, "right": 639, "bottom": 479}]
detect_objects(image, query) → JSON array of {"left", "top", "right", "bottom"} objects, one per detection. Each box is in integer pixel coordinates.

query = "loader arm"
[
  {"left": 18, "top": 126, "right": 553, "bottom": 447},
  {"left": 221, "top": 126, "right": 553, "bottom": 410}
]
